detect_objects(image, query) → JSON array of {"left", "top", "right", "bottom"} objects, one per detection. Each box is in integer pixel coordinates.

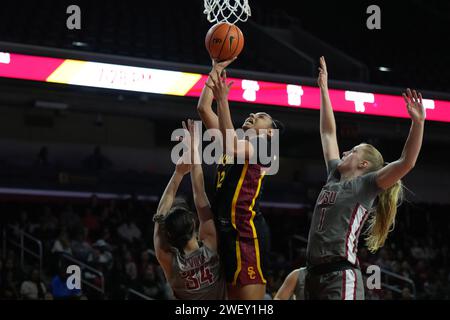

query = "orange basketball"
[{"left": 205, "top": 22, "right": 244, "bottom": 62}]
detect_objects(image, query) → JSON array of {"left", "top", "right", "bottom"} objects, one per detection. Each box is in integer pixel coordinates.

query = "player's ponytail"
[
  {"left": 361, "top": 144, "right": 404, "bottom": 253},
  {"left": 366, "top": 180, "right": 403, "bottom": 253}
]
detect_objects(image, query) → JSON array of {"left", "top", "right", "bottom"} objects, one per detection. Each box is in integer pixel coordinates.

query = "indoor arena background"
[{"left": 0, "top": 0, "right": 449, "bottom": 300}]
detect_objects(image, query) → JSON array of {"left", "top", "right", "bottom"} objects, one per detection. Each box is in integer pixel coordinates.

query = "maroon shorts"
[{"left": 218, "top": 216, "right": 270, "bottom": 286}]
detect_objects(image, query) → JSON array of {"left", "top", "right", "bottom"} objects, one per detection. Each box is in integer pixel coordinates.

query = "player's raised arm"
[
  {"left": 318, "top": 56, "right": 340, "bottom": 169},
  {"left": 184, "top": 119, "right": 217, "bottom": 251},
  {"left": 153, "top": 154, "right": 191, "bottom": 269},
  {"left": 375, "top": 89, "right": 425, "bottom": 190},
  {"left": 197, "top": 58, "right": 236, "bottom": 130},
  {"left": 206, "top": 69, "right": 253, "bottom": 159}
]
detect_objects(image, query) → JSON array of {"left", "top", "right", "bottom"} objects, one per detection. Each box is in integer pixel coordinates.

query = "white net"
[{"left": 203, "top": 0, "right": 251, "bottom": 24}]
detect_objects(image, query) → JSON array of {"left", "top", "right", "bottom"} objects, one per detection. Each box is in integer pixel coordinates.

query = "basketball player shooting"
[{"left": 196, "top": 58, "right": 284, "bottom": 299}]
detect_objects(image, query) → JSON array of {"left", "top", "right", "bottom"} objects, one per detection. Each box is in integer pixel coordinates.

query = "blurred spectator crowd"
[{"left": 1, "top": 195, "right": 449, "bottom": 300}]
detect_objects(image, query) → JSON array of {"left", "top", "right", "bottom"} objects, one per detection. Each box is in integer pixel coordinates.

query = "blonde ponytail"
[
  {"left": 365, "top": 179, "right": 403, "bottom": 253},
  {"left": 360, "top": 143, "right": 404, "bottom": 253}
]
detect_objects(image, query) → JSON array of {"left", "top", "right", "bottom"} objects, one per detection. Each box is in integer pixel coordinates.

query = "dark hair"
[
  {"left": 271, "top": 119, "right": 286, "bottom": 135},
  {"left": 163, "top": 206, "right": 196, "bottom": 253}
]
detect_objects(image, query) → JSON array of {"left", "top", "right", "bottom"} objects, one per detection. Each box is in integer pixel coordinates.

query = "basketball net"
[{"left": 203, "top": 0, "right": 251, "bottom": 24}]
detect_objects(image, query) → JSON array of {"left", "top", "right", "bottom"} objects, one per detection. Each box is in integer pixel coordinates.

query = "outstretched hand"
[
  {"left": 403, "top": 88, "right": 425, "bottom": 123},
  {"left": 205, "top": 69, "right": 234, "bottom": 103},
  {"left": 212, "top": 57, "right": 237, "bottom": 73},
  {"left": 318, "top": 56, "right": 328, "bottom": 89}
]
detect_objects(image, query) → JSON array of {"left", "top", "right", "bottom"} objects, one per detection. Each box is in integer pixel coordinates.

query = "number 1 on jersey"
[{"left": 317, "top": 208, "right": 327, "bottom": 232}]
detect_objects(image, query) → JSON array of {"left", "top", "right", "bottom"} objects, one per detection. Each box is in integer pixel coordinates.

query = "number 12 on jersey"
[{"left": 216, "top": 171, "right": 225, "bottom": 189}]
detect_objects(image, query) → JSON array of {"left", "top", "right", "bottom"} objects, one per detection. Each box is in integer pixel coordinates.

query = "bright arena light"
[{"left": 378, "top": 66, "right": 392, "bottom": 72}]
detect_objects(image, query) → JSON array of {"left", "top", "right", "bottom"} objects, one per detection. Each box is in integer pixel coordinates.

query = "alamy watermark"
[
  {"left": 367, "top": 5, "right": 381, "bottom": 30},
  {"left": 66, "top": 5, "right": 81, "bottom": 30},
  {"left": 366, "top": 265, "right": 381, "bottom": 290},
  {"left": 65, "top": 5, "right": 380, "bottom": 33},
  {"left": 171, "top": 121, "right": 280, "bottom": 175},
  {"left": 66, "top": 265, "right": 81, "bottom": 290}
]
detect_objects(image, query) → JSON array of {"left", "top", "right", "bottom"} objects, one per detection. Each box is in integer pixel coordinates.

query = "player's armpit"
[
  {"left": 375, "top": 159, "right": 413, "bottom": 190},
  {"left": 198, "top": 218, "right": 217, "bottom": 252}
]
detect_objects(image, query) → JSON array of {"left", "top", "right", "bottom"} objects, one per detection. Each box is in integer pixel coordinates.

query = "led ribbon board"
[{"left": 1, "top": 52, "right": 449, "bottom": 123}]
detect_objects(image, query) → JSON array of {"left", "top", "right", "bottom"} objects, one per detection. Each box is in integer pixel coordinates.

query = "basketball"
[{"left": 205, "top": 22, "right": 244, "bottom": 62}]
